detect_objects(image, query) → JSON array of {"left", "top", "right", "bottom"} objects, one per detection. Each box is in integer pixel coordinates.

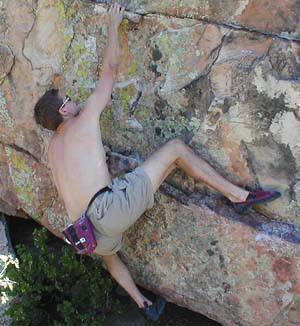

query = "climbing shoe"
[
  {"left": 233, "top": 189, "right": 281, "bottom": 214},
  {"left": 143, "top": 296, "right": 166, "bottom": 321}
]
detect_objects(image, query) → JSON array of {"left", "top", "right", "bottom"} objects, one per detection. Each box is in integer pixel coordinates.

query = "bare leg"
[
  {"left": 141, "top": 139, "right": 249, "bottom": 203},
  {"left": 102, "top": 254, "right": 152, "bottom": 308}
]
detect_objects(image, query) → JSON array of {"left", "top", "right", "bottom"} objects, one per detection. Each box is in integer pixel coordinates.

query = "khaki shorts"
[{"left": 87, "top": 167, "right": 154, "bottom": 256}]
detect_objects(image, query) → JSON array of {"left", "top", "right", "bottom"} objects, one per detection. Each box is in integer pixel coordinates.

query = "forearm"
[{"left": 103, "top": 23, "right": 120, "bottom": 71}]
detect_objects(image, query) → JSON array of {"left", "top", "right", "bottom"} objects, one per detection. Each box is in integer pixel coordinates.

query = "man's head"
[{"left": 34, "top": 89, "right": 80, "bottom": 130}]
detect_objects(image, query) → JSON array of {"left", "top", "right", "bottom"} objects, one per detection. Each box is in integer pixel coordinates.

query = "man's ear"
[{"left": 59, "top": 106, "right": 68, "bottom": 116}]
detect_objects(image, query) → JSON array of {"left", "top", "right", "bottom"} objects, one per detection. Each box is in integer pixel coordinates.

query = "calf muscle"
[{"left": 101, "top": 254, "right": 151, "bottom": 308}]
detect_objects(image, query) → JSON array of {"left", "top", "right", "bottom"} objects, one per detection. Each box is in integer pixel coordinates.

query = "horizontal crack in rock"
[
  {"left": 137, "top": 11, "right": 300, "bottom": 42},
  {"left": 89, "top": 2, "right": 299, "bottom": 42},
  {"left": 1, "top": 142, "right": 40, "bottom": 163}
]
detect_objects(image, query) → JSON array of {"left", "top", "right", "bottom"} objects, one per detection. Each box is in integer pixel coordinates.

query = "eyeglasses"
[{"left": 58, "top": 96, "right": 71, "bottom": 111}]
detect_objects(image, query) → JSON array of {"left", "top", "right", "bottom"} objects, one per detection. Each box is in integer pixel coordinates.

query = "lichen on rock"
[{"left": 5, "top": 146, "right": 36, "bottom": 218}]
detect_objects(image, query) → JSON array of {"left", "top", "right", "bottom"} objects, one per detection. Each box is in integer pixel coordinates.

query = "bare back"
[{"left": 48, "top": 112, "right": 111, "bottom": 222}]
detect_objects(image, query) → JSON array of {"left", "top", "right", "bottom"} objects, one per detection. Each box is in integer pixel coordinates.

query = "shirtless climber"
[{"left": 33, "top": 3, "right": 281, "bottom": 321}]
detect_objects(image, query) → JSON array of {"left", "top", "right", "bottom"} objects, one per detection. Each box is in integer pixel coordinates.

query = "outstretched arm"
[
  {"left": 102, "top": 3, "right": 122, "bottom": 78},
  {"left": 81, "top": 3, "right": 124, "bottom": 121},
  {"left": 101, "top": 253, "right": 152, "bottom": 309}
]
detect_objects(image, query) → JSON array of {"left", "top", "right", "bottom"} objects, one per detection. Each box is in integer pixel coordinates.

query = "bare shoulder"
[
  {"left": 78, "top": 96, "right": 97, "bottom": 119},
  {"left": 73, "top": 105, "right": 100, "bottom": 129}
]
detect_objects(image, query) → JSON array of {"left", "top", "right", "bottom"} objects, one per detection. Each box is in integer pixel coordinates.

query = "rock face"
[
  {"left": 123, "top": 196, "right": 300, "bottom": 326},
  {"left": 0, "top": 1, "right": 299, "bottom": 325}
]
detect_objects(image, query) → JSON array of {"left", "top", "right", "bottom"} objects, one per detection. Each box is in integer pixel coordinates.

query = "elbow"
[
  {"left": 109, "top": 60, "right": 120, "bottom": 75},
  {"left": 109, "top": 51, "right": 121, "bottom": 70},
  {"left": 102, "top": 62, "right": 119, "bottom": 81}
]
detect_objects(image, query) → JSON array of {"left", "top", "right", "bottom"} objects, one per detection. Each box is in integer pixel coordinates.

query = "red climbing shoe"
[{"left": 233, "top": 189, "right": 281, "bottom": 214}]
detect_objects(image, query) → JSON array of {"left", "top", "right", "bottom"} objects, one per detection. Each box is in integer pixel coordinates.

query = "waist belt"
[{"left": 86, "top": 185, "right": 111, "bottom": 214}]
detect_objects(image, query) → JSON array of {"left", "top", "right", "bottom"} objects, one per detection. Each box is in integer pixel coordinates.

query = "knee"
[
  {"left": 166, "top": 138, "right": 187, "bottom": 159},
  {"left": 166, "top": 138, "right": 185, "bottom": 149}
]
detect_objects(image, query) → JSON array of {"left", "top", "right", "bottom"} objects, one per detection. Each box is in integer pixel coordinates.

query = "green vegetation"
[{"left": 4, "top": 228, "right": 123, "bottom": 325}]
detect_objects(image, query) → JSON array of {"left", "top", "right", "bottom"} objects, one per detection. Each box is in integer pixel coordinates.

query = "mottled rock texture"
[{"left": 0, "top": 1, "right": 299, "bottom": 325}]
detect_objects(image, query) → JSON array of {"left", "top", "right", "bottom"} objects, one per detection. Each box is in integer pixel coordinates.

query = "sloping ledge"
[{"left": 121, "top": 193, "right": 300, "bottom": 325}]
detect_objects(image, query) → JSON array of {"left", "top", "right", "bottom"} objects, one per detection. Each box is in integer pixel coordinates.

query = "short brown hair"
[{"left": 34, "top": 89, "right": 63, "bottom": 130}]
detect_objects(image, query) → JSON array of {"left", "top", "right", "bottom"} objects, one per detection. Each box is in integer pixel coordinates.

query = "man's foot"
[
  {"left": 143, "top": 296, "right": 166, "bottom": 321},
  {"left": 233, "top": 189, "right": 281, "bottom": 214}
]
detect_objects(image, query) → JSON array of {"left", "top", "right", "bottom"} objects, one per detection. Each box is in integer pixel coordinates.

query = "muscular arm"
[
  {"left": 101, "top": 253, "right": 151, "bottom": 309},
  {"left": 102, "top": 14, "right": 120, "bottom": 77},
  {"left": 80, "top": 4, "right": 124, "bottom": 121}
]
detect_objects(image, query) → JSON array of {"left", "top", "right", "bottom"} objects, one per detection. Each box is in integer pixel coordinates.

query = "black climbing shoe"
[{"left": 143, "top": 296, "right": 166, "bottom": 321}]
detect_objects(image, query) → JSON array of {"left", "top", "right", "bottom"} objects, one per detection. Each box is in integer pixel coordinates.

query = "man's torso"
[{"left": 48, "top": 114, "right": 111, "bottom": 221}]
